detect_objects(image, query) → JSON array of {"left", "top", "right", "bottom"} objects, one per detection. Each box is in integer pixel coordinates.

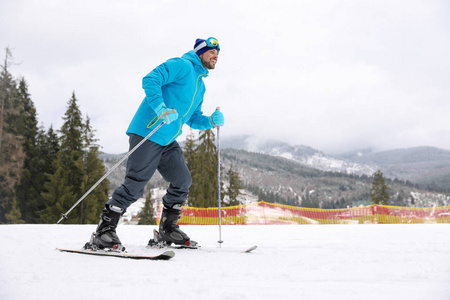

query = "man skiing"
[{"left": 92, "top": 37, "right": 224, "bottom": 250}]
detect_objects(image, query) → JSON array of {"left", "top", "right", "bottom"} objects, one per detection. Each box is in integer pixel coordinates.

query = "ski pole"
[
  {"left": 57, "top": 120, "right": 165, "bottom": 224},
  {"left": 216, "top": 107, "right": 223, "bottom": 246}
]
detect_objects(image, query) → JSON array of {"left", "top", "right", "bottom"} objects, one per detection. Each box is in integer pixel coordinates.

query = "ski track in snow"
[{"left": 1, "top": 224, "right": 449, "bottom": 300}]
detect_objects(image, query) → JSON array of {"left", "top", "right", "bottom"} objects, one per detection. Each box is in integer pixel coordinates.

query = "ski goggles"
[{"left": 194, "top": 37, "right": 220, "bottom": 53}]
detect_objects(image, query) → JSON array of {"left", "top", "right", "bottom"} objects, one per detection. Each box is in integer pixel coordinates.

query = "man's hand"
[
  {"left": 211, "top": 109, "right": 224, "bottom": 127},
  {"left": 155, "top": 103, "right": 178, "bottom": 124}
]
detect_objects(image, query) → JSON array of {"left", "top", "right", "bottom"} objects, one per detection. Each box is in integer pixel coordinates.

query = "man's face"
[{"left": 200, "top": 49, "right": 219, "bottom": 70}]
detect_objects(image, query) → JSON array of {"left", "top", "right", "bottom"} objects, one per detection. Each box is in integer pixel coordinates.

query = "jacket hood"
[{"left": 182, "top": 50, "right": 209, "bottom": 77}]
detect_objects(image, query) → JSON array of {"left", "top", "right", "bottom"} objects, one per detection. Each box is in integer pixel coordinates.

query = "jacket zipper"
[{"left": 165, "top": 72, "right": 207, "bottom": 145}]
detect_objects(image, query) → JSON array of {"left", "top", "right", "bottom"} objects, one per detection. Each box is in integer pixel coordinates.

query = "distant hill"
[
  {"left": 340, "top": 146, "right": 450, "bottom": 192},
  {"left": 221, "top": 136, "right": 450, "bottom": 192},
  {"left": 219, "top": 148, "right": 449, "bottom": 208}
]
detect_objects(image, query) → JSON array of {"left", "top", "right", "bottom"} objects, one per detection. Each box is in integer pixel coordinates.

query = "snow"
[{"left": 1, "top": 224, "right": 450, "bottom": 300}]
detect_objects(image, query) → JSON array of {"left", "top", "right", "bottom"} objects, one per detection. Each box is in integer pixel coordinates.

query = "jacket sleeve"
[
  {"left": 186, "top": 103, "right": 214, "bottom": 130},
  {"left": 142, "top": 58, "right": 189, "bottom": 112}
]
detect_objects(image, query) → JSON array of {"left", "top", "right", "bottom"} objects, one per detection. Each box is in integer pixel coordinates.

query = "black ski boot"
[
  {"left": 92, "top": 204, "right": 125, "bottom": 251},
  {"left": 158, "top": 204, "right": 195, "bottom": 247}
]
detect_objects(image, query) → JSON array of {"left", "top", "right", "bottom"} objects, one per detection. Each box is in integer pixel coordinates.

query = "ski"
[
  {"left": 56, "top": 248, "right": 175, "bottom": 260},
  {"left": 243, "top": 245, "right": 257, "bottom": 253}
]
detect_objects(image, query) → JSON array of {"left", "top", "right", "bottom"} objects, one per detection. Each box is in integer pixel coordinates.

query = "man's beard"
[{"left": 202, "top": 59, "right": 215, "bottom": 70}]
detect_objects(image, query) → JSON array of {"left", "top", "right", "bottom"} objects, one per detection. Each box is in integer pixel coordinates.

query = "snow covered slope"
[{"left": 1, "top": 224, "right": 449, "bottom": 300}]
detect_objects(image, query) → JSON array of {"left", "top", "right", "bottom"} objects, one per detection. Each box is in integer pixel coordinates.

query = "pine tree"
[
  {"left": 183, "top": 129, "right": 197, "bottom": 172},
  {"left": 138, "top": 191, "right": 156, "bottom": 225},
  {"left": 15, "top": 78, "right": 37, "bottom": 154},
  {"left": 0, "top": 48, "right": 24, "bottom": 223},
  {"left": 189, "top": 129, "right": 219, "bottom": 208},
  {"left": 183, "top": 130, "right": 198, "bottom": 206},
  {"left": 370, "top": 170, "right": 390, "bottom": 205},
  {"left": 79, "top": 115, "right": 109, "bottom": 224},
  {"left": 39, "top": 157, "right": 74, "bottom": 223},
  {"left": 5, "top": 197, "right": 25, "bottom": 224},
  {"left": 301, "top": 188, "right": 320, "bottom": 208},
  {"left": 40, "top": 93, "right": 84, "bottom": 223},
  {"left": 15, "top": 78, "right": 41, "bottom": 223},
  {"left": 40, "top": 125, "right": 60, "bottom": 173},
  {"left": 33, "top": 125, "right": 60, "bottom": 223},
  {"left": 0, "top": 48, "right": 15, "bottom": 156},
  {"left": 40, "top": 96, "right": 108, "bottom": 224},
  {"left": 226, "top": 164, "right": 242, "bottom": 206}
]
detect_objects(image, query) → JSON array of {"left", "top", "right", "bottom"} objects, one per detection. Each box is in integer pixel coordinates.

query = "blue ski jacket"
[{"left": 126, "top": 50, "right": 214, "bottom": 146}]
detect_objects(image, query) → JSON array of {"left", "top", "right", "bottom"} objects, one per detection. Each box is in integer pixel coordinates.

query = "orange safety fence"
[{"left": 156, "top": 201, "right": 450, "bottom": 225}]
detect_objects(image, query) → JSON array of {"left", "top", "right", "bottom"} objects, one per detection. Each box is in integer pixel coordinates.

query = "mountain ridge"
[{"left": 220, "top": 135, "right": 450, "bottom": 191}]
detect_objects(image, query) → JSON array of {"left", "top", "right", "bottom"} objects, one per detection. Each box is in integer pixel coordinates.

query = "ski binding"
[{"left": 147, "top": 229, "right": 199, "bottom": 249}]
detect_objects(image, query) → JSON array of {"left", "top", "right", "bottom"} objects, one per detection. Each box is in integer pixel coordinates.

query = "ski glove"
[
  {"left": 210, "top": 110, "right": 224, "bottom": 127},
  {"left": 154, "top": 102, "right": 178, "bottom": 124}
]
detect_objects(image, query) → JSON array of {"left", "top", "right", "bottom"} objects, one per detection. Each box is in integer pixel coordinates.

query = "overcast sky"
[{"left": 2, "top": 0, "right": 450, "bottom": 154}]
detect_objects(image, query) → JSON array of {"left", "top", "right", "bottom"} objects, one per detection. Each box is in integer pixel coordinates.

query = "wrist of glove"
[
  {"left": 210, "top": 110, "right": 224, "bottom": 128},
  {"left": 154, "top": 102, "right": 178, "bottom": 124}
]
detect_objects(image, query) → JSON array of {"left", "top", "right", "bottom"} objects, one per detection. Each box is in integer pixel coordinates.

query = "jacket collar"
[{"left": 182, "top": 50, "right": 209, "bottom": 77}]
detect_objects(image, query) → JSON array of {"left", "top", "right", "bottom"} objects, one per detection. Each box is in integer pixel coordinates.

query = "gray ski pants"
[{"left": 107, "top": 134, "right": 191, "bottom": 211}]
